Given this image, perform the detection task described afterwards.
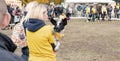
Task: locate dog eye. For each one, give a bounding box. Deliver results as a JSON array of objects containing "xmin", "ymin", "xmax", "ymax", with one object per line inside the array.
[{"xmin": 59, "ymin": 23, "xmax": 62, "ymax": 25}]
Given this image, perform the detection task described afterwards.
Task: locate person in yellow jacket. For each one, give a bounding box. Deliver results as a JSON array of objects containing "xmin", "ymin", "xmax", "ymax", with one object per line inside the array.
[
  {"xmin": 25, "ymin": 1, "xmax": 62, "ymax": 61},
  {"xmin": 91, "ymin": 7, "xmax": 96, "ymax": 14},
  {"xmin": 102, "ymin": 5, "xmax": 107, "ymax": 14},
  {"xmin": 101, "ymin": 5, "xmax": 107, "ymax": 20},
  {"xmin": 91, "ymin": 6, "xmax": 97, "ymax": 22},
  {"xmin": 86, "ymin": 5, "xmax": 90, "ymax": 22}
]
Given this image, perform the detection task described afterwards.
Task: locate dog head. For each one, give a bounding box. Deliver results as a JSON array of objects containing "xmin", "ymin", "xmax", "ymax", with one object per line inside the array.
[{"xmin": 49, "ymin": 17, "xmax": 67, "ymax": 32}]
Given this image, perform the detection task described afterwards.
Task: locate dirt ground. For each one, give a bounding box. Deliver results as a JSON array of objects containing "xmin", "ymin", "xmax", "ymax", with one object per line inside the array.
[{"xmin": 1, "ymin": 20, "xmax": 120, "ymax": 61}]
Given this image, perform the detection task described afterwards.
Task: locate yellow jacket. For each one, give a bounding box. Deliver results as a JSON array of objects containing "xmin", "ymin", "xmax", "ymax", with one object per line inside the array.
[
  {"xmin": 86, "ymin": 7, "xmax": 90, "ymax": 13},
  {"xmin": 27, "ymin": 25, "xmax": 56, "ymax": 61},
  {"xmin": 102, "ymin": 6, "xmax": 107, "ymax": 13},
  {"xmin": 26, "ymin": 18, "xmax": 57, "ymax": 61},
  {"xmin": 91, "ymin": 7, "xmax": 96, "ymax": 14}
]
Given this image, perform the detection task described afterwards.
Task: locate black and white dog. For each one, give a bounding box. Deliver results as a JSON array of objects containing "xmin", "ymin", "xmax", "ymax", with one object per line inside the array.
[{"xmin": 49, "ymin": 16, "xmax": 68, "ymax": 51}]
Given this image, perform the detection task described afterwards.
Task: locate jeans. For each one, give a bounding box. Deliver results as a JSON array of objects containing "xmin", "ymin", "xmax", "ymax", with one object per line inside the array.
[
  {"xmin": 86, "ymin": 13, "xmax": 90, "ymax": 22},
  {"xmin": 102, "ymin": 12, "xmax": 106, "ymax": 21},
  {"xmin": 108, "ymin": 12, "xmax": 112, "ymax": 20},
  {"xmin": 92, "ymin": 14, "xmax": 96, "ymax": 22}
]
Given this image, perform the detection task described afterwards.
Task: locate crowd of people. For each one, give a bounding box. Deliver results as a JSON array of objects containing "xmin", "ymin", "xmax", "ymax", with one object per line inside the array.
[
  {"xmin": 77, "ymin": 4, "xmax": 120, "ymax": 22},
  {"xmin": 3, "ymin": 2, "xmax": 120, "ymax": 28},
  {"xmin": 47, "ymin": 3, "xmax": 120, "ymax": 22}
]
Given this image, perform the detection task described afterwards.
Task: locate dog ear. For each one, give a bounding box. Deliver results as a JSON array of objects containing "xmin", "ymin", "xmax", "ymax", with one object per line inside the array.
[
  {"xmin": 48, "ymin": 15, "xmax": 57, "ymax": 25},
  {"xmin": 62, "ymin": 18, "xmax": 67, "ymax": 26},
  {"xmin": 49, "ymin": 18, "xmax": 57, "ymax": 25}
]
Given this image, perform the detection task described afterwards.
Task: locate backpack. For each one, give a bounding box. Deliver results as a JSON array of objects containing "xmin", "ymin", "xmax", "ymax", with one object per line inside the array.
[{"xmin": 11, "ymin": 18, "xmax": 27, "ymax": 48}]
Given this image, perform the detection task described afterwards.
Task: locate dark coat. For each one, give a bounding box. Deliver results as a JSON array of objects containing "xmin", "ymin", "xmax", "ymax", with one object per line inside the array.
[{"xmin": 0, "ymin": 33, "xmax": 24, "ymax": 61}]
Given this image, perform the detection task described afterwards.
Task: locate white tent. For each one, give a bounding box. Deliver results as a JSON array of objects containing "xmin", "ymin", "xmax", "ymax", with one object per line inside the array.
[{"xmin": 65, "ymin": 0, "xmax": 115, "ymax": 3}]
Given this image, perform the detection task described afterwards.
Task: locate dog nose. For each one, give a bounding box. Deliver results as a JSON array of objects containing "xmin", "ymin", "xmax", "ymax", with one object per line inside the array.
[
  {"xmin": 54, "ymin": 27, "xmax": 60, "ymax": 32},
  {"xmin": 54, "ymin": 27, "xmax": 58, "ymax": 31}
]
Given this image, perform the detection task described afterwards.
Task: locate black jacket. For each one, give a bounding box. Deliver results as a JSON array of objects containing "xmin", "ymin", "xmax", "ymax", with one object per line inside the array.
[{"xmin": 0, "ymin": 33, "xmax": 24, "ymax": 61}]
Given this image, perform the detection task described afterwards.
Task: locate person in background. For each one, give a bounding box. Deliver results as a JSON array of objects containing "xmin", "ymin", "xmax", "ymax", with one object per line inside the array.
[
  {"xmin": 7, "ymin": 4, "xmax": 14, "ymax": 24},
  {"xmin": 0, "ymin": 0, "xmax": 24, "ymax": 61},
  {"xmin": 107, "ymin": 5, "xmax": 112, "ymax": 21},
  {"xmin": 116, "ymin": 4, "xmax": 120, "ymax": 18},
  {"xmin": 114, "ymin": 6, "xmax": 119, "ymax": 18},
  {"xmin": 77, "ymin": 4, "xmax": 82, "ymax": 17},
  {"xmin": 91, "ymin": 5, "xmax": 97, "ymax": 22},
  {"xmin": 82, "ymin": 4, "xmax": 87, "ymax": 17},
  {"xmin": 101, "ymin": 5, "xmax": 107, "ymax": 21},
  {"xmin": 85, "ymin": 5, "xmax": 90, "ymax": 22},
  {"xmin": 66, "ymin": 5, "xmax": 72, "ymax": 17},
  {"xmin": 13, "ymin": 6, "xmax": 21, "ymax": 24},
  {"xmin": 11, "ymin": 3, "xmax": 30, "ymax": 61},
  {"xmin": 25, "ymin": 1, "xmax": 61, "ymax": 61},
  {"xmin": 96, "ymin": 4, "xmax": 102, "ymax": 21}
]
